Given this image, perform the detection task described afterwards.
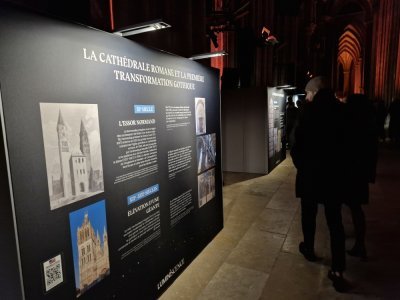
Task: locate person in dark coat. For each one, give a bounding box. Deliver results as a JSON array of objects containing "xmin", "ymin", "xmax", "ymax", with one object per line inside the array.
[
  {"xmin": 291, "ymin": 76, "xmax": 349, "ymax": 292},
  {"xmin": 374, "ymin": 99, "xmax": 387, "ymax": 142},
  {"xmin": 286, "ymin": 96, "xmax": 298, "ymax": 149},
  {"xmin": 388, "ymin": 98, "xmax": 400, "ymax": 144},
  {"xmin": 344, "ymin": 94, "xmax": 378, "ymax": 259}
]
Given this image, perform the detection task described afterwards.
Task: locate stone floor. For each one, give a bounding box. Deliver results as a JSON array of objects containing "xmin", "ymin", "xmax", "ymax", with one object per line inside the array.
[{"xmin": 160, "ymin": 144, "xmax": 400, "ymax": 300}]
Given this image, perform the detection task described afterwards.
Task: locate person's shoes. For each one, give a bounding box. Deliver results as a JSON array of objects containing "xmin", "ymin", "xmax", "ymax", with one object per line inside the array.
[
  {"xmin": 347, "ymin": 245, "xmax": 367, "ymax": 261},
  {"xmin": 299, "ymin": 242, "xmax": 318, "ymax": 262},
  {"xmin": 328, "ymin": 270, "xmax": 350, "ymax": 293}
]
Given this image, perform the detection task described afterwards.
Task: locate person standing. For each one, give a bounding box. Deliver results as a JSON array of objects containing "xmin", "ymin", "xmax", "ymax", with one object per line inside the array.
[
  {"xmin": 388, "ymin": 98, "xmax": 400, "ymax": 144},
  {"xmin": 374, "ymin": 99, "xmax": 387, "ymax": 142},
  {"xmin": 291, "ymin": 76, "xmax": 348, "ymax": 292},
  {"xmin": 344, "ymin": 94, "xmax": 378, "ymax": 260},
  {"xmin": 286, "ymin": 96, "xmax": 299, "ymax": 149}
]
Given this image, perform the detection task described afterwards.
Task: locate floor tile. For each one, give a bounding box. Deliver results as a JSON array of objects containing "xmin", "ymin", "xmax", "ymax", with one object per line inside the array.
[
  {"xmin": 226, "ymin": 223, "xmax": 285, "ymax": 273},
  {"xmin": 254, "ymin": 208, "xmax": 296, "ymax": 235},
  {"xmin": 198, "ymin": 263, "xmax": 269, "ymax": 300},
  {"xmin": 161, "ymin": 146, "xmax": 400, "ymax": 300}
]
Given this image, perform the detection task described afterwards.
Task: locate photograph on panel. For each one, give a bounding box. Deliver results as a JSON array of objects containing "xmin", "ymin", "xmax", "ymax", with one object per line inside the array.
[
  {"xmin": 196, "ymin": 133, "xmax": 216, "ymax": 173},
  {"xmin": 197, "ymin": 168, "xmax": 216, "ymax": 208},
  {"xmin": 195, "ymin": 97, "xmax": 206, "ymax": 135},
  {"xmin": 40, "ymin": 103, "xmax": 104, "ymax": 210},
  {"xmin": 69, "ymin": 200, "xmax": 110, "ymax": 298}
]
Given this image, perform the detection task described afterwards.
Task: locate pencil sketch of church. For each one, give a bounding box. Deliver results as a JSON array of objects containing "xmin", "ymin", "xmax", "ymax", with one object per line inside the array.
[{"xmin": 40, "ymin": 103, "xmax": 104, "ymax": 210}]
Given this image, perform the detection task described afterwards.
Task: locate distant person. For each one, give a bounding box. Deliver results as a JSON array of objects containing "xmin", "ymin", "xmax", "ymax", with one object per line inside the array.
[
  {"xmin": 344, "ymin": 94, "xmax": 378, "ymax": 260},
  {"xmin": 288, "ymin": 98, "xmax": 305, "ymax": 148},
  {"xmin": 296, "ymin": 98, "xmax": 305, "ymax": 112},
  {"xmin": 286, "ymin": 96, "xmax": 298, "ymax": 149},
  {"xmin": 388, "ymin": 98, "xmax": 400, "ymax": 144},
  {"xmin": 291, "ymin": 76, "xmax": 349, "ymax": 292}
]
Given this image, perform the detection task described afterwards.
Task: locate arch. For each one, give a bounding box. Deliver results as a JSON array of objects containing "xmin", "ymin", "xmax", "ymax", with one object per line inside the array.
[
  {"xmin": 323, "ymin": 1, "xmax": 371, "ymax": 96},
  {"xmin": 337, "ymin": 22, "xmax": 364, "ymax": 96},
  {"xmin": 338, "ymin": 26, "xmax": 362, "ymax": 58},
  {"xmin": 338, "ymin": 51, "xmax": 353, "ymax": 70}
]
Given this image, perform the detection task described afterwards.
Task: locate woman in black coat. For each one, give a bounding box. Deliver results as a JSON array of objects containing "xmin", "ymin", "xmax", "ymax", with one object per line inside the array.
[{"xmin": 344, "ymin": 94, "xmax": 378, "ymax": 259}]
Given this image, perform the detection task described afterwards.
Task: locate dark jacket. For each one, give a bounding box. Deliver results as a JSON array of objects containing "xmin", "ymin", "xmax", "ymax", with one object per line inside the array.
[
  {"xmin": 290, "ymin": 89, "xmax": 347, "ymax": 202},
  {"xmin": 343, "ymin": 94, "xmax": 378, "ymax": 204}
]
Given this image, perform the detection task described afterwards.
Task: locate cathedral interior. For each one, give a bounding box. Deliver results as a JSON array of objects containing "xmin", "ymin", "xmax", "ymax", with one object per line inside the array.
[
  {"xmin": 6, "ymin": 0, "xmax": 400, "ymax": 105},
  {"xmin": 2, "ymin": 0, "xmax": 400, "ymax": 298}
]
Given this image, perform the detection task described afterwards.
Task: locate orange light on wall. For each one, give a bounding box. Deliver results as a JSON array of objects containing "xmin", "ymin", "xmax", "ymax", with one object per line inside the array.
[
  {"xmin": 373, "ymin": 0, "xmax": 395, "ymax": 103},
  {"xmin": 396, "ymin": 32, "xmax": 400, "ymax": 97},
  {"xmin": 109, "ymin": 0, "xmax": 115, "ymax": 31},
  {"xmin": 210, "ymin": 31, "xmax": 224, "ymax": 77},
  {"xmin": 337, "ymin": 24, "xmax": 363, "ymax": 96},
  {"xmin": 210, "ymin": 0, "xmax": 225, "ymax": 80}
]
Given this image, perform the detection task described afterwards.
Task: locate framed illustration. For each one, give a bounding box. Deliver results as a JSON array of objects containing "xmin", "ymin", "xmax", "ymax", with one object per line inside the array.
[{"xmin": 40, "ymin": 103, "xmax": 104, "ymax": 210}]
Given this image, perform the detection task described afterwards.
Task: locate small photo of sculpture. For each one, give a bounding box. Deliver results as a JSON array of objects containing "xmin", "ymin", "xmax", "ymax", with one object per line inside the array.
[
  {"xmin": 69, "ymin": 200, "xmax": 110, "ymax": 298},
  {"xmin": 196, "ymin": 133, "xmax": 216, "ymax": 174},
  {"xmin": 198, "ymin": 168, "xmax": 216, "ymax": 208},
  {"xmin": 40, "ymin": 103, "xmax": 104, "ymax": 210},
  {"xmin": 195, "ymin": 97, "xmax": 206, "ymax": 135}
]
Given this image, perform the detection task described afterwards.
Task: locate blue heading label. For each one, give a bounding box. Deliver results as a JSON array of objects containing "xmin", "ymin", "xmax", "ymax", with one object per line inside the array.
[
  {"xmin": 128, "ymin": 184, "xmax": 159, "ymax": 205},
  {"xmin": 134, "ymin": 105, "xmax": 155, "ymax": 114}
]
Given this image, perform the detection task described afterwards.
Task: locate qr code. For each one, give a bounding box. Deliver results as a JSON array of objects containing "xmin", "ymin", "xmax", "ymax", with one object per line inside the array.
[{"xmin": 43, "ymin": 255, "xmax": 63, "ymax": 292}]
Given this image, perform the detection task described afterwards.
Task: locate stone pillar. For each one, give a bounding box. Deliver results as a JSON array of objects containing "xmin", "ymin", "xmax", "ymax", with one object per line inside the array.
[
  {"xmin": 354, "ymin": 58, "xmax": 363, "ymax": 93},
  {"xmin": 343, "ymin": 70, "xmax": 350, "ymax": 97}
]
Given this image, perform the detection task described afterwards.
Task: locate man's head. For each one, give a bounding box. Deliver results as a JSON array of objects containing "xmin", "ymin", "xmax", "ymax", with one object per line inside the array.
[{"xmin": 305, "ymin": 76, "xmax": 329, "ymax": 102}]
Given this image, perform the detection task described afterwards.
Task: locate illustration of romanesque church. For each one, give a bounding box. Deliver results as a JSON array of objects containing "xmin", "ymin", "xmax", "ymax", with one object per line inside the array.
[
  {"xmin": 76, "ymin": 212, "xmax": 110, "ymax": 296},
  {"xmin": 51, "ymin": 110, "xmax": 103, "ymax": 202}
]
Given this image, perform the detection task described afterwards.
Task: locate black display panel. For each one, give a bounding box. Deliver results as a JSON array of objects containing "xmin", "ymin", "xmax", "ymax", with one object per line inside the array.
[
  {"xmin": 267, "ymin": 87, "xmax": 287, "ymax": 172},
  {"xmin": 0, "ymin": 4, "xmax": 223, "ymax": 299}
]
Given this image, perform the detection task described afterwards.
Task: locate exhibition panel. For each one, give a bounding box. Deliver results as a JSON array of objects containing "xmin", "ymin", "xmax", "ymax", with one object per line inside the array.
[
  {"xmin": 267, "ymin": 87, "xmax": 287, "ymax": 173},
  {"xmin": 221, "ymin": 88, "xmax": 269, "ymax": 174},
  {"xmin": 0, "ymin": 3, "xmax": 223, "ymax": 299},
  {"xmin": 221, "ymin": 87, "xmax": 288, "ymax": 175}
]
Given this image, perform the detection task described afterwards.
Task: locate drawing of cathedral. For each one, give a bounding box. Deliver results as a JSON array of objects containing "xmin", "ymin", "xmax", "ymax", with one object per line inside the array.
[
  {"xmin": 76, "ymin": 212, "xmax": 110, "ymax": 296},
  {"xmin": 50, "ymin": 108, "xmax": 104, "ymax": 209}
]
